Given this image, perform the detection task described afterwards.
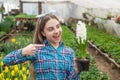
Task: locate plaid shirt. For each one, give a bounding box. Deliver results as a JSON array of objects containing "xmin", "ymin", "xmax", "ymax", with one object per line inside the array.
[{"xmin": 3, "ymin": 40, "xmax": 80, "ymax": 80}]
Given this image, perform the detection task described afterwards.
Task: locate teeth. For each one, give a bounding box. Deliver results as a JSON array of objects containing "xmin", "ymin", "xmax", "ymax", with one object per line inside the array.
[
  {"xmin": 54, "ymin": 36, "xmax": 59, "ymax": 37},
  {"xmin": 55, "ymin": 36, "xmax": 58, "ymax": 38}
]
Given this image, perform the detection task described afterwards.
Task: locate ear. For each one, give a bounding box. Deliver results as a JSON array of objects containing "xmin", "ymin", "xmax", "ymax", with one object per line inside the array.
[{"xmin": 41, "ymin": 31, "xmax": 45, "ymax": 37}]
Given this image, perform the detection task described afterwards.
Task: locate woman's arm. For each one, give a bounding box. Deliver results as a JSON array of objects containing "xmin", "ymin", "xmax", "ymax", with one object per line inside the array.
[
  {"xmin": 3, "ymin": 44, "xmax": 45, "ymax": 66},
  {"xmin": 3, "ymin": 49, "xmax": 36, "ymax": 66},
  {"xmin": 67, "ymin": 48, "xmax": 80, "ymax": 80}
]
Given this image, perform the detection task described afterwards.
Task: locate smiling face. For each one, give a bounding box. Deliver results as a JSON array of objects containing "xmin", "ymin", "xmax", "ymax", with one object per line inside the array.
[{"xmin": 42, "ymin": 18, "xmax": 62, "ymax": 48}]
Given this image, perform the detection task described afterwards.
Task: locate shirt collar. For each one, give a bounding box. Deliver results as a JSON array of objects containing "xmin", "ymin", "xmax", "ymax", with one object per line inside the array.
[{"xmin": 43, "ymin": 40, "xmax": 64, "ymax": 48}]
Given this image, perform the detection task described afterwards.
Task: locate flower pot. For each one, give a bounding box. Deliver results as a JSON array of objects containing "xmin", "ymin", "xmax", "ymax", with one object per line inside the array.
[{"xmin": 75, "ymin": 58, "xmax": 90, "ymax": 72}]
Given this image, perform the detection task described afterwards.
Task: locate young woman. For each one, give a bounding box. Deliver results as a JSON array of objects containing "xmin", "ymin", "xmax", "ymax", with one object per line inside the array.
[{"xmin": 3, "ymin": 14, "xmax": 80, "ymax": 80}]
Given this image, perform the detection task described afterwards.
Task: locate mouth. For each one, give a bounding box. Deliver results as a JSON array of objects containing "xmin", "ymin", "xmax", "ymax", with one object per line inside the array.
[
  {"xmin": 53, "ymin": 35, "xmax": 61, "ymax": 40},
  {"xmin": 53, "ymin": 31, "xmax": 62, "ymax": 41}
]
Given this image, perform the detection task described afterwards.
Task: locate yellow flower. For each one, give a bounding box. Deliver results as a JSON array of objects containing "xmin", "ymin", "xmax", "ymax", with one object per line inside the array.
[
  {"xmin": 26, "ymin": 70, "xmax": 29, "ymax": 74},
  {"xmin": 0, "ymin": 61, "xmax": 4, "ymax": 66},
  {"xmin": 19, "ymin": 70, "xmax": 23, "ymax": 75},
  {"xmin": 4, "ymin": 66, "xmax": 9, "ymax": 73},
  {"xmin": 15, "ymin": 42, "xmax": 19, "ymax": 44},
  {"xmin": 6, "ymin": 78, "xmax": 10, "ymax": 80},
  {"xmin": 11, "ymin": 70, "xmax": 15, "ymax": 77},
  {"xmin": 22, "ymin": 67, "xmax": 26, "ymax": 72},
  {"xmin": 22, "ymin": 74, "xmax": 27, "ymax": 80},
  {"xmin": 14, "ymin": 78, "xmax": 18, "ymax": 80},
  {"xmin": 14, "ymin": 65, "xmax": 19, "ymax": 72},
  {"xmin": 10, "ymin": 65, "xmax": 14, "ymax": 69},
  {"xmin": 0, "ymin": 74, "xmax": 2, "ymax": 79},
  {"xmin": 11, "ymin": 38, "xmax": 16, "ymax": 43},
  {"xmin": 0, "ymin": 73, "xmax": 4, "ymax": 78}
]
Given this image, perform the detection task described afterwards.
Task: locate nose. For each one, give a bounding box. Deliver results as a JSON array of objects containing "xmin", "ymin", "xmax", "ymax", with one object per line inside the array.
[{"xmin": 54, "ymin": 28, "xmax": 59, "ymax": 34}]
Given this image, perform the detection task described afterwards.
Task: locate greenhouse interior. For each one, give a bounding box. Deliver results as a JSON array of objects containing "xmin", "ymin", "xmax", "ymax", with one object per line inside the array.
[{"xmin": 0, "ymin": 0, "xmax": 120, "ymax": 80}]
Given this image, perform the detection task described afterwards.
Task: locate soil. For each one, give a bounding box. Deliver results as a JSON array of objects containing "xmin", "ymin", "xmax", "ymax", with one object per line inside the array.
[{"xmin": 87, "ymin": 45, "xmax": 120, "ymax": 80}]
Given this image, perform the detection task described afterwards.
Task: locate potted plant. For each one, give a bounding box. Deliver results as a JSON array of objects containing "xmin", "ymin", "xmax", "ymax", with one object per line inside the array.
[{"xmin": 74, "ymin": 21, "xmax": 90, "ymax": 73}]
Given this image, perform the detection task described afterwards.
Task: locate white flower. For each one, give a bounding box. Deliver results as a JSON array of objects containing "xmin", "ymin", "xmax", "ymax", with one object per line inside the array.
[{"xmin": 76, "ymin": 21, "xmax": 87, "ymax": 43}]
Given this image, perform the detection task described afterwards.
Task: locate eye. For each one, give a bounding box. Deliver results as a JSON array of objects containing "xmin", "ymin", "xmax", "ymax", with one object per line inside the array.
[
  {"xmin": 47, "ymin": 27, "xmax": 54, "ymax": 31},
  {"xmin": 56, "ymin": 24, "xmax": 61, "ymax": 29}
]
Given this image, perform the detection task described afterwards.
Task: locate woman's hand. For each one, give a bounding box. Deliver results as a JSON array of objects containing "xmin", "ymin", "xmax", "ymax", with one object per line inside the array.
[
  {"xmin": 22, "ymin": 44, "xmax": 45, "ymax": 56},
  {"xmin": 74, "ymin": 58, "xmax": 79, "ymax": 73}
]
